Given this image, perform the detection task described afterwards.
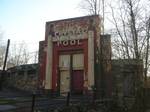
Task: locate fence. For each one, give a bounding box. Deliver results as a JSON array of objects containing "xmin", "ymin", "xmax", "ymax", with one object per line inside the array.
[{"xmin": 0, "ymin": 91, "xmax": 114, "ymax": 112}]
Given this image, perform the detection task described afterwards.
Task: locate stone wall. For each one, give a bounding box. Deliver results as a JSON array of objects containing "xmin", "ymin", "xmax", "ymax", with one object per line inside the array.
[
  {"xmin": 6, "ymin": 64, "xmax": 39, "ymax": 93},
  {"xmin": 112, "ymin": 59, "xmax": 143, "ymax": 108}
]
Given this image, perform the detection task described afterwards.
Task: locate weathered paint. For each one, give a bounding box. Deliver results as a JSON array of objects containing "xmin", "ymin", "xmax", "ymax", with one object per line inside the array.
[
  {"xmin": 52, "ymin": 40, "xmax": 88, "ymax": 92},
  {"xmin": 72, "ymin": 54, "xmax": 84, "ymax": 70},
  {"xmin": 60, "ymin": 70, "xmax": 70, "ymax": 94},
  {"xmin": 45, "ymin": 35, "xmax": 53, "ymax": 90},
  {"xmin": 39, "ymin": 41, "xmax": 46, "ymax": 88},
  {"xmin": 88, "ymin": 31, "xmax": 95, "ymax": 90},
  {"xmin": 72, "ymin": 70, "xmax": 84, "ymax": 93},
  {"xmin": 39, "ymin": 15, "xmax": 106, "ymax": 95}
]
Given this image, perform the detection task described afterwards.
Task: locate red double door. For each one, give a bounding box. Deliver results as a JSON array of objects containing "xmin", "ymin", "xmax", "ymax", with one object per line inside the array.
[
  {"xmin": 59, "ymin": 53, "xmax": 84, "ymax": 94},
  {"xmin": 72, "ymin": 70, "xmax": 84, "ymax": 94}
]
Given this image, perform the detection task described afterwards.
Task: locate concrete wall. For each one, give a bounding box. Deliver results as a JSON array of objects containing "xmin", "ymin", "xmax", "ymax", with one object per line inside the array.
[
  {"xmin": 6, "ymin": 64, "xmax": 38, "ymax": 93},
  {"xmin": 95, "ymin": 35, "xmax": 112, "ymax": 99},
  {"xmin": 112, "ymin": 59, "xmax": 143, "ymax": 107}
]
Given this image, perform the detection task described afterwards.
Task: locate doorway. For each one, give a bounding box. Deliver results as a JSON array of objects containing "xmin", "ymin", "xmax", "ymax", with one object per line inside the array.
[{"xmin": 59, "ymin": 53, "xmax": 84, "ymax": 95}]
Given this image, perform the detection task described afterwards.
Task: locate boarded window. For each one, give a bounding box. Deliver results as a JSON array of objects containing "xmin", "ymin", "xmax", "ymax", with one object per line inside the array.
[
  {"xmin": 60, "ymin": 70, "xmax": 70, "ymax": 94},
  {"xmin": 59, "ymin": 55, "xmax": 70, "ymax": 70},
  {"xmin": 72, "ymin": 53, "xmax": 84, "ymax": 70}
]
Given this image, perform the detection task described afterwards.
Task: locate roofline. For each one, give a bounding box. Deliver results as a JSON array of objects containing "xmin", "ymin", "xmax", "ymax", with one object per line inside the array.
[{"xmin": 46, "ymin": 15, "xmax": 100, "ymax": 24}]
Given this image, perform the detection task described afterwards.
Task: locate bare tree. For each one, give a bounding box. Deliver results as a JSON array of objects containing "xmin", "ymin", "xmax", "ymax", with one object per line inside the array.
[
  {"xmin": 79, "ymin": 0, "xmax": 150, "ymax": 110},
  {"xmin": 0, "ymin": 30, "xmax": 6, "ymax": 69},
  {"xmin": 110, "ymin": 0, "xmax": 150, "ymax": 81},
  {"xmin": 7, "ymin": 41, "xmax": 31, "ymax": 67},
  {"xmin": 79, "ymin": 0, "xmax": 101, "ymax": 15},
  {"xmin": 105, "ymin": 1, "xmax": 150, "ymax": 111},
  {"xmin": 27, "ymin": 51, "xmax": 38, "ymax": 64},
  {"xmin": 0, "ymin": 46, "xmax": 6, "ymax": 69},
  {"xmin": 109, "ymin": 1, "xmax": 150, "ymax": 110},
  {"xmin": 33, "ymin": 51, "xmax": 38, "ymax": 63},
  {"xmin": 79, "ymin": 0, "xmax": 150, "ymax": 81},
  {"xmin": 79, "ymin": 0, "xmax": 106, "ymax": 33}
]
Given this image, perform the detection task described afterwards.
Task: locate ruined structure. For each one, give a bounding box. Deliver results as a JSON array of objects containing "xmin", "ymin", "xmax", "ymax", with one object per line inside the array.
[
  {"xmin": 2, "ymin": 15, "xmax": 144, "ymax": 110},
  {"xmin": 6, "ymin": 64, "xmax": 38, "ymax": 92},
  {"xmin": 39, "ymin": 15, "xmax": 112, "ymax": 97},
  {"xmin": 112, "ymin": 59, "xmax": 143, "ymax": 108},
  {"xmin": 38, "ymin": 15, "xmax": 144, "ymax": 110}
]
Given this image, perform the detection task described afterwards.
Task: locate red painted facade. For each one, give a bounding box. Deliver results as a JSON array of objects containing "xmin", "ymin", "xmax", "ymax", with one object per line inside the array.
[
  {"xmin": 39, "ymin": 41, "xmax": 47, "ymax": 88},
  {"xmin": 52, "ymin": 39, "xmax": 88, "ymax": 92},
  {"xmin": 39, "ymin": 15, "xmax": 112, "ymax": 97}
]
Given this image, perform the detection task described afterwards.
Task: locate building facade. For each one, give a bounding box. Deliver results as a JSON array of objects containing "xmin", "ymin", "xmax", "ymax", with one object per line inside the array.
[{"xmin": 39, "ymin": 15, "xmax": 112, "ymax": 96}]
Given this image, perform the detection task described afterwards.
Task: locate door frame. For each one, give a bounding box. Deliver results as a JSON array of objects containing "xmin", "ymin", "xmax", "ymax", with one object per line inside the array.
[{"xmin": 58, "ymin": 50, "xmax": 84, "ymax": 95}]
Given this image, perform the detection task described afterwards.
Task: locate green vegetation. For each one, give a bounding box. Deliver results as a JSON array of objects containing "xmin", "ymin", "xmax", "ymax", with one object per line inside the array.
[{"xmin": 0, "ymin": 98, "xmax": 16, "ymax": 105}]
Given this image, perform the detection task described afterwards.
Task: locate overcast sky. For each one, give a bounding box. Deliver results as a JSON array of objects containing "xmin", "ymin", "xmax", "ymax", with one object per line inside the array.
[{"xmin": 0, "ymin": 0, "xmax": 84, "ymax": 50}]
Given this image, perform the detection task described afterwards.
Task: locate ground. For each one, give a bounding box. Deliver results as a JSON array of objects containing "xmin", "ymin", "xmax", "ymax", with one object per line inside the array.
[
  {"xmin": 0, "ymin": 88, "xmax": 94, "ymax": 112},
  {"xmin": 0, "ymin": 88, "xmax": 150, "ymax": 112}
]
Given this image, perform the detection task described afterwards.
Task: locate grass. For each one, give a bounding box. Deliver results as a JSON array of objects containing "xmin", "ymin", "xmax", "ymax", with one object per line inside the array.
[
  {"xmin": 0, "ymin": 95, "xmax": 48, "ymax": 105},
  {"xmin": 0, "ymin": 98, "xmax": 16, "ymax": 105}
]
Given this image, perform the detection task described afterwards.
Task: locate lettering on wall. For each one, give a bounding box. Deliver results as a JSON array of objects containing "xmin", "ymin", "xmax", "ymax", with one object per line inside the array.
[
  {"xmin": 48, "ymin": 22, "xmax": 88, "ymax": 39},
  {"xmin": 47, "ymin": 20, "xmax": 91, "ymax": 46},
  {"xmin": 57, "ymin": 39, "xmax": 82, "ymax": 46}
]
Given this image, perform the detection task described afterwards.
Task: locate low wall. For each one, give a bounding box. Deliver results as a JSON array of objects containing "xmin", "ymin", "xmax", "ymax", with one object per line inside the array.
[{"xmin": 6, "ymin": 64, "xmax": 39, "ymax": 93}]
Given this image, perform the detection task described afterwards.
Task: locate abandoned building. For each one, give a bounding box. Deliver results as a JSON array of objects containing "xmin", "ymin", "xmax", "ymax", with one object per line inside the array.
[
  {"xmin": 6, "ymin": 63, "xmax": 38, "ymax": 92},
  {"xmin": 38, "ymin": 15, "xmax": 144, "ymax": 105},
  {"xmin": 0, "ymin": 15, "xmax": 144, "ymax": 109},
  {"xmin": 2, "ymin": 15, "xmax": 143, "ymax": 103},
  {"xmin": 39, "ymin": 15, "xmax": 111, "ymax": 97}
]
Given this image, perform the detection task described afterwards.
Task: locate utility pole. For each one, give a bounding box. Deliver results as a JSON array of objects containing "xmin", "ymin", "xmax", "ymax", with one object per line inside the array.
[
  {"xmin": 0, "ymin": 39, "xmax": 10, "ymax": 90},
  {"xmin": 3, "ymin": 39, "xmax": 10, "ymax": 71}
]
